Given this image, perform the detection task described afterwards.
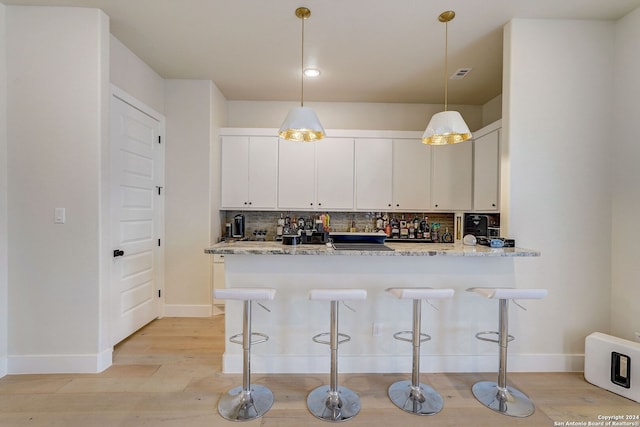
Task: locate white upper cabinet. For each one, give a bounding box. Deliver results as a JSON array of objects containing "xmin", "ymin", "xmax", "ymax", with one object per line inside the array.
[
  {"xmin": 392, "ymin": 139, "xmax": 431, "ymax": 211},
  {"xmin": 278, "ymin": 139, "xmax": 316, "ymax": 209},
  {"xmin": 431, "ymin": 142, "xmax": 472, "ymax": 211},
  {"xmin": 473, "ymin": 128, "xmax": 500, "ymax": 211},
  {"xmin": 278, "ymin": 138, "xmax": 355, "ymax": 210},
  {"xmin": 316, "ymin": 138, "xmax": 354, "ymax": 210},
  {"xmin": 220, "ymin": 136, "xmax": 278, "ymax": 209},
  {"xmin": 355, "ymin": 138, "xmax": 393, "ymax": 210}
]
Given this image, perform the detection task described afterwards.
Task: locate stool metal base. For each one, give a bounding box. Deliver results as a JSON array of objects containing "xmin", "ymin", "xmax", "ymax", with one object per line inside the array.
[
  {"xmin": 471, "ymin": 381, "xmax": 534, "ymax": 418},
  {"xmin": 307, "ymin": 385, "xmax": 361, "ymax": 422},
  {"xmin": 218, "ymin": 385, "xmax": 274, "ymax": 422},
  {"xmin": 388, "ymin": 380, "xmax": 443, "ymax": 416}
]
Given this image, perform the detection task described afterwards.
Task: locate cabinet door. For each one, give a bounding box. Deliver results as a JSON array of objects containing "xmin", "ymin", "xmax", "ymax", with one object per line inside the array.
[
  {"xmin": 431, "ymin": 142, "xmax": 472, "ymax": 211},
  {"xmin": 355, "ymin": 139, "xmax": 393, "ymax": 210},
  {"xmin": 473, "ymin": 130, "xmax": 500, "ymax": 211},
  {"xmin": 247, "ymin": 136, "xmax": 278, "ymax": 209},
  {"xmin": 316, "ymin": 138, "xmax": 354, "ymax": 210},
  {"xmin": 392, "ymin": 139, "xmax": 431, "ymax": 211},
  {"xmin": 220, "ymin": 136, "xmax": 249, "ymax": 208},
  {"xmin": 278, "ymin": 139, "xmax": 316, "ymax": 209}
]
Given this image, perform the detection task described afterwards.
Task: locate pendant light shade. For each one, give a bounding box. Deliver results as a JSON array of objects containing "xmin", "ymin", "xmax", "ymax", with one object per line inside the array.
[
  {"xmin": 279, "ymin": 7, "xmax": 325, "ymax": 142},
  {"xmin": 422, "ymin": 111, "xmax": 472, "ymax": 145},
  {"xmin": 279, "ymin": 106, "xmax": 326, "ymax": 142},
  {"xmin": 422, "ymin": 11, "xmax": 472, "ymax": 145}
]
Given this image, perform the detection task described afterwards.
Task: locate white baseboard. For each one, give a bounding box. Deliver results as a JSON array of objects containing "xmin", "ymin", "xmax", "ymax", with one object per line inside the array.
[
  {"xmin": 0, "ymin": 356, "xmax": 7, "ymax": 378},
  {"xmin": 163, "ymin": 304, "xmax": 212, "ymax": 317},
  {"xmin": 8, "ymin": 347, "xmax": 112, "ymax": 375},
  {"xmin": 222, "ymin": 353, "xmax": 585, "ymax": 374}
]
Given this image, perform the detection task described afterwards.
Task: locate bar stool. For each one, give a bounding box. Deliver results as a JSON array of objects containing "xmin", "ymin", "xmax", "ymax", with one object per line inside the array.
[
  {"xmin": 307, "ymin": 288, "xmax": 367, "ymax": 422},
  {"xmin": 386, "ymin": 287, "xmax": 455, "ymax": 415},
  {"xmin": 467, "ymin": 287, "xmax": 548, "ymax": 417},
  {"xmin": 214, "ymin": 288, "xmax": 276, "ymax": 421}
]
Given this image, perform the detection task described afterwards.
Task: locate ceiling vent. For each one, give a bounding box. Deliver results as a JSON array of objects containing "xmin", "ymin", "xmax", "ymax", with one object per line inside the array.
[{"xmin": 450, "ymin": 68, "xmax": 472, "ymax": 80}]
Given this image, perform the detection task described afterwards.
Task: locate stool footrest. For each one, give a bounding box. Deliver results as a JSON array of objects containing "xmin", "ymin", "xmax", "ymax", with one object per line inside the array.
[
  {"xmin": 475, "ymin": 331, "xmax": 514, "ymax": 344},
  {"xmin": 312, "ymin": 332, "xmax": 351, "ymax": 346},
  {"xmin": 229, "ymin": 332, "xmax": 269, "ymax": 346},
  {"xmin": 393, "ymin": 331, "xmax": 431, "ymax": 343}
]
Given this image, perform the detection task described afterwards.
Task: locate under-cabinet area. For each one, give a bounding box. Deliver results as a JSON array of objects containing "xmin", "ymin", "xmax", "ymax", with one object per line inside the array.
[{"xmin": 219, "ymin": 120, "xmax": 502, "ymax": 214}]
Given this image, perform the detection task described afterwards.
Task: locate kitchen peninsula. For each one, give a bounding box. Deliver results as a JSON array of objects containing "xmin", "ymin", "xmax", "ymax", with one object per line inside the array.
[{"xmin": 205, "ymin": 241, "xmax": 541, "ymax": 374}]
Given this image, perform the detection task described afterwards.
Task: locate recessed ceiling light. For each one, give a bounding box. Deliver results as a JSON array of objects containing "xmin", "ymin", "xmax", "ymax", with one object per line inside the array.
[{"xmin": 304, "ymin": 68, "xmax": 320, "ymax": 77}]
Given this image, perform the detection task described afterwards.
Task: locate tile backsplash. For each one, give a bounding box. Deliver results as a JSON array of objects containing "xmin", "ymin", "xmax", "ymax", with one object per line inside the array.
[{"xmin": 222, "ymin": 210, "xmax": 455, "ymax": 242}]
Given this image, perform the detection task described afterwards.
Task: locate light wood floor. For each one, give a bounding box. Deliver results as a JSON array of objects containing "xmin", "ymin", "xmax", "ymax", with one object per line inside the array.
[{"xmin": 0, "ymin": 315, "xmax": 638, "ymax": 426}]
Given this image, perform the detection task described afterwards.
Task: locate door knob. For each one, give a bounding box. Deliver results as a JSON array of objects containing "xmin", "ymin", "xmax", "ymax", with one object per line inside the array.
[{"xmin": 113, "ymin": 249, "xmax": 124, "ymax": 258}]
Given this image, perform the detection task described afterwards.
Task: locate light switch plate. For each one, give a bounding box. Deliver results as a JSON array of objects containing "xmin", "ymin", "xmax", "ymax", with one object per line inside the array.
[{"xmin": 54, "ymin": 207, "xmax": 65, "ymax": 224}]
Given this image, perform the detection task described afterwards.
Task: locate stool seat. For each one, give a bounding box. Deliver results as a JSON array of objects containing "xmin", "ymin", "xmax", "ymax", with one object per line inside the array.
[
  {"xmin": 214, "ymin": 288, "xmax": 276, "ymax": 301},
  {"xmin": 387, "ymin": 287, "xmax": 455, "ymax": 300},
  {"xmin": 467, "ymin": 287, "xmax": 547, "ymax": 300},
  {"xmin": 309, "ymin": 288, "xmax": 367, "ymax": 301}
]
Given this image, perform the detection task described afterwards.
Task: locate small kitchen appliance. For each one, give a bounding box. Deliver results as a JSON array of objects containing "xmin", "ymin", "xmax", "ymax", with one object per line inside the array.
[{"xmin": 232, "ymin": 214, "xmax": 245, "ymax": 238}]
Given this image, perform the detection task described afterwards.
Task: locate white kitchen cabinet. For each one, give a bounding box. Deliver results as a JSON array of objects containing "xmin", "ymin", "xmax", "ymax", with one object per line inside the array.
[
  {"xmin": 473, "ymin": 128, "xmax": 500, "ymax": 211},
  {"xmin": 392, "ymin": 139, "xmax": 431, "ymax": 211},
  {"xmin": 316, "ymin": 138, "xmax": 354, "ymax": 210},
  {"xmin": 355, "ymin": 138, "xmax": 393, "ymax": 210},
  {"xmin": 220, "ymin": 136, "xmax": 278, "ymax": 209},
  {"xmin": 431, "ymin": 141, "xmax": 472, "ymax": 211},
  {"xmin": 278, "ymin": 138, "xmax": 354, "ymax": 210},
  {"xmin": 278, "ymin": 139, "xmax": 316, "ymax": 209},
  {"xmin": 212, "ymin": 254, "xmax": 225, "ymax": 306}
]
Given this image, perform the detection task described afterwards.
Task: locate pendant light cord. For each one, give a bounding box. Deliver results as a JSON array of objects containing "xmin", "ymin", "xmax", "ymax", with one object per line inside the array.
[
  {"xmin": 444, "ymin": 20, "xmax": 448, "ymax": 112},
  {"xmin": 300, "ymin": 15, "xmax": 305, "ymax": 107}
]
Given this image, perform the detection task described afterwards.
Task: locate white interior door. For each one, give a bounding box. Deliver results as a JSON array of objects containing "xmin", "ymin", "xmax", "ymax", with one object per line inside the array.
[{"xmin": 110, "ymin": 90, "xmax": 164, "ymax": 345}]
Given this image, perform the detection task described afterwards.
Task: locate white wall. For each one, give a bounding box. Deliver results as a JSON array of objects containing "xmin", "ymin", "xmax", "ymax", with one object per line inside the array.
[
  {"xmin": 110, "ymin": 35, "xmax": 165, "ymax": 115},
  {"xmin": 482, "ymin": 94, "xmax": 502, "ymax": 127},
  {"xmin": 0, "ymin": 3, "xmax": 7, "ymax": 378},
  {"xmin": 611, "ymin": 7, "xmax": 640, "ymax": 341},
  {"xmin": 228, "ymin": 100, "xmax": 483, "ymax": 133},
  {"xmin": 504, "ymin": 19, "xmax": 614, "ymax": 357},
  {"xmin": 209, "ymin": 82, "xmax": 227, "ymax": 244},
  {"xmin": 6, "ymin": 6, "xmax": 111, "ymax": 373},
  {"xmin": 164, "ymin": 80, "xmax": 217, "ymax": 316}
]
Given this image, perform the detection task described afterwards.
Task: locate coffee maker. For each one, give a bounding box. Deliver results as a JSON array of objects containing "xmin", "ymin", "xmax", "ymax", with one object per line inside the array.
[{"xmin": 232, "ymin": 214, "xmax": 245, "ymax": 238}]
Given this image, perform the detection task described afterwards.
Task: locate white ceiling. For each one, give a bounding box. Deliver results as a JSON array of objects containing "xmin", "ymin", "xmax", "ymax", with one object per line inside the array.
[{"xmin": 3, "ymin": 0, "xmax": 640, "ymax": 105}]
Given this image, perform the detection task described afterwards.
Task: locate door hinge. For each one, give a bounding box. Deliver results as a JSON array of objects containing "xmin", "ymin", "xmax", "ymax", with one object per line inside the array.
[
  {"xmin": 158, "ymin": 239, "xmax": 161, "ymax": 247},
  {"xmin": 158, "ymin": 289, "xmax": 161, "ymax": 298}
]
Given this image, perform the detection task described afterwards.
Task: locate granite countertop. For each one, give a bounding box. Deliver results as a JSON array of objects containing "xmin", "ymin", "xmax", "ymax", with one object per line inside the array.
[{"xmin": 204, "ymin": 241, "xmax": 540, "ymax": 257}]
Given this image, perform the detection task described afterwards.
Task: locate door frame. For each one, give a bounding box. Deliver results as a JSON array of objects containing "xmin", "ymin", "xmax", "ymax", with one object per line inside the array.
[{"xmin": 109, "ymin": 85, "xmax": 166, "ymax": 345}]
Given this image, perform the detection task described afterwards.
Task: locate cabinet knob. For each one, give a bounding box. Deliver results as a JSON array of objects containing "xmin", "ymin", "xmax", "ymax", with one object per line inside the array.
[
  {"xmin": 310, "ymin": 202, "xmax": 314, "ymax": 206},
  {"xmin": 248, "ymin": 201, "xmax": 252, "ymax": 205},
  {"xmin": 492, "ymin": 203, "xmax": 496, "ymax": 207},
  {"xmin": 243, "ymin": 201, "xmax": 248, "ymax": 205},
  {"xmin": 396, "ymin": 204, "xmax": 400, "ymax": 207},
  {"xmin": 388, "ymin": 203, "xmax": 392, "ymax": 207},
  {"xmin": 318, "ymin": 203, "xmax": 322, "ymax": 206},
  {"xmin": 434, "ymin": 204, "xmax": 439, "ymax": 208}
]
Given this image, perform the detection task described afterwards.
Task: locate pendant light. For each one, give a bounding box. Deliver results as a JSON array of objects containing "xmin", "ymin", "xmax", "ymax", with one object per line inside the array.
[
  {"xmin": 422, "ymin": 11, "xmax": 472, "ymax": 145},
  {"xmin": 279, "ymin": 7, "xmax": 326, "ymax": 142}
]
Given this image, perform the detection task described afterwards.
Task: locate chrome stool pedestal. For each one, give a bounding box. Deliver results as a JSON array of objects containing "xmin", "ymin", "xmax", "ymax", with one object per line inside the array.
[
  {"xmin": 386, "ymin": 287, "xmax": 454, "ymax": 416},
  {"xmin": 307, "ymin": 288, "xmax": 367, "ymax": 422},
  {"xmin": 214, "ymin": 288, "xmax": 276, "ymax": 422},
  {"xmin": 468, "ymin": 287, "xmax": 548, "ymax": 418}
]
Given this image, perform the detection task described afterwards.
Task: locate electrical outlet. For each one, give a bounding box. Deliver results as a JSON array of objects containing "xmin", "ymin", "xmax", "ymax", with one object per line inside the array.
[
  {"xmin": 634, "ymin": 332, "xmax": 640, "ymax": 343},
  {"xmin": 372, "ymin": 322, "xmax": 383, "ymax": 336}
]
